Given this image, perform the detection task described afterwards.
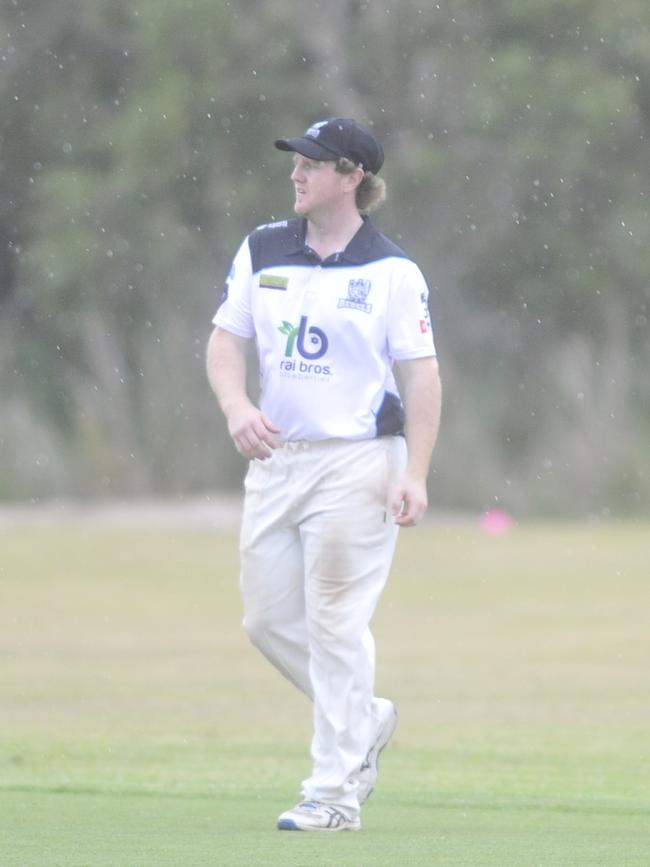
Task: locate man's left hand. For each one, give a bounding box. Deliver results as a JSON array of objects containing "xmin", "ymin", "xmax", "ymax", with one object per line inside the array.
[{"xmin": 391, "ymin": 475, "xmax": 428, "ymax": 527}]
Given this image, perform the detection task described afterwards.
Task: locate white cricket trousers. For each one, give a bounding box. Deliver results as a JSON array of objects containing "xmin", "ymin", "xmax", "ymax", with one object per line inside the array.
[{"xmin": 239, "ymin": 436, "xmax": 406, "ymax": 817}]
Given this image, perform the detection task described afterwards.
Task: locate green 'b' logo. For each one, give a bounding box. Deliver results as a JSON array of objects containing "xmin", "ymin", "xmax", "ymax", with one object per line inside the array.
[{"xmin": 278, "ymin": 316, "xmax": 328, "ymax": 360}]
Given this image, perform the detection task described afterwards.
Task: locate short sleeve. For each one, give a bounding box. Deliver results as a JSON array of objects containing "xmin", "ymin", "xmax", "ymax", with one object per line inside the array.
[
  {"xmin": 212, "ymin": 236, "xmax": 255, "ymax": 338},
  {"xmin": 386, "ymin": 261, "xmax": 437, "ymax": 360}
]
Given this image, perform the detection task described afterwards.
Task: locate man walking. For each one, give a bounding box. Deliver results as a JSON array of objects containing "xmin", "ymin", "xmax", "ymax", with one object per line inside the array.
[{"xmin": 206, "ymin": 118, "xmax": 441, "ymax": 831}]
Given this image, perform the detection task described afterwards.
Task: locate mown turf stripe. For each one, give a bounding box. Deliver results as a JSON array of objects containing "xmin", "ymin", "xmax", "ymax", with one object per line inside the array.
[{"xmin": 1, "ymin": 784, "xmax": 648, "ymax": 817}]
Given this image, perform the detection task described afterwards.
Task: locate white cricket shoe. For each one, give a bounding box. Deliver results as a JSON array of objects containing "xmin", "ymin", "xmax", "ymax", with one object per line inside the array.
[
  {"xmin": 356, "ymin": 697, "xmax": 398, "ymax": 804},
  {"xmin": 277, "ymin": 800, "xmax": 361, "ymax": 832}
]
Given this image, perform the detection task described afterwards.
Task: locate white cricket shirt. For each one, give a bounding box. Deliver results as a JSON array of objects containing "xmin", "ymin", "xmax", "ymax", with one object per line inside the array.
[{"xmin": 213, "ymin": 217, "xmax": 436, "ymax": 441}]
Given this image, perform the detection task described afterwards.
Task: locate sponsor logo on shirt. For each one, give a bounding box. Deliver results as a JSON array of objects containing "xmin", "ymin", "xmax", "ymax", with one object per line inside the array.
[
  {"xmin": 277, "ymin": 316, "xmax": 332, "ymax": 379},
  {"xmin": 419, "ymin": 291, "xmax": 431, "ymax": 332},
  {"xmin": 260, "ymin": 273, "xmax": 289, "ymax": 291},
  {"xmin": 338, "ymin": 278, "xmax": 372, "ymax": 314},
  {"xmin": 257, "ymin": 220, "xmax": 288, "ymax": 230},
  {"xmin": 219, "ymin": 261, "xmax": 236, "ymax": 306}
]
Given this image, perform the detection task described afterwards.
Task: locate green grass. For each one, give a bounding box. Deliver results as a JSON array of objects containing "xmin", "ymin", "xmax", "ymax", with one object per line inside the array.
[{"xmin": 1, "ymin": 521, "xmax": 649, "ymax": 865}]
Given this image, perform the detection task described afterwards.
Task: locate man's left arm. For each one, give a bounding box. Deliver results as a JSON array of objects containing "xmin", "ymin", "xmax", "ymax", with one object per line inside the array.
[{"xmin": 391, "ymin": 356, "xmax": 442, "ymax": 527}]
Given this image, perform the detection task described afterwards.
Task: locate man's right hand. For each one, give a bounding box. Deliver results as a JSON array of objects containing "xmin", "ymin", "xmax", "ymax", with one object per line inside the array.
[
  {"xmin": 205, "ymin": 328, "xmax": 282, "ymax": 460},
  {"xmin": 227, "ymin": 403, "xmax": 281, "ymax": 460}
]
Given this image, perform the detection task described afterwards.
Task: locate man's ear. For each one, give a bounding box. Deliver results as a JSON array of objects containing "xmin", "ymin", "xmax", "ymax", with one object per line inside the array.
[{"xmin": 341, "ymin": 167, "xmax": 364, "ymax": 193}]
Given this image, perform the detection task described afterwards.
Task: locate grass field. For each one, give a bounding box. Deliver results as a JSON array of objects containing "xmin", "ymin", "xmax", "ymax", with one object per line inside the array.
[{"xmin": 1, "ymin": 518, "xmax": 649, "ymax": 866}]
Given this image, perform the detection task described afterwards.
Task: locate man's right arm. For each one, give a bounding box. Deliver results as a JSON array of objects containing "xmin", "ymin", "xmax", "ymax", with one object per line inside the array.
[{"xmin": 206, "ymin": 326, "xmax": 280, "ymax": 461}]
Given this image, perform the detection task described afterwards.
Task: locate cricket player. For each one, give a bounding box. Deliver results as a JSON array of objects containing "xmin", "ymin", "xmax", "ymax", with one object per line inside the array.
[{"xmin": 206, "ymin": 117, "xmax": 441, "ymax": 831}]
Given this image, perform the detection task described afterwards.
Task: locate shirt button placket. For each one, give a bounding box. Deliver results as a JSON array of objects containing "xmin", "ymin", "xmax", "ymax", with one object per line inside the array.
[{"xmin": 305, "ymin": 264, "xmax": 321, "ymax": 301}]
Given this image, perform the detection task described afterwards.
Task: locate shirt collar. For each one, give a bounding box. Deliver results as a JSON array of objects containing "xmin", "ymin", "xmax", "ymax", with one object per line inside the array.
[
  {"xmin": 286, "ymin": 217, "xmax": 377, "ymax": 265},
  {"xmin": 339, "ymin": 217, "xmax": 377, "ymax": 264}
]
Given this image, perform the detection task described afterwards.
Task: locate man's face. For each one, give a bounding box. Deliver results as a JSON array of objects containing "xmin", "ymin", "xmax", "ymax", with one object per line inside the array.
[{"xmin": 290, "ymin": 154, "xmax": 347, "ymax": 218}]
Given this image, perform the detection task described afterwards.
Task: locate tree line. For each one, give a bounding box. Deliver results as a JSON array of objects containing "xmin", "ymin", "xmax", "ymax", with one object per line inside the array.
[{"xmin": 1, "ymin": 0, "xmax": 649, "ymax": 516}]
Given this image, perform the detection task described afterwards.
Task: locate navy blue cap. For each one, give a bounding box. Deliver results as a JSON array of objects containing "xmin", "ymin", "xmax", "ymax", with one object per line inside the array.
[{"xmin": 274, "ymin": 118, "xmax": 384, "ymax": 174}]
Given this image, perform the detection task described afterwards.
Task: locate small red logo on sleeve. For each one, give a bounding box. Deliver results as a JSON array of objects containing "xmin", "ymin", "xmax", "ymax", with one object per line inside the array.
[{"xmin": 419, "ymin": 319, "xmax": 429, "ymax": 333}]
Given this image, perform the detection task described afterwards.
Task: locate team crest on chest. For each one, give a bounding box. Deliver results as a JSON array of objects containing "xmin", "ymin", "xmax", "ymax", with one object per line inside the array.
[{"xmin": 338, "ymin": 278, "xmax": 372, "ymax": 314}]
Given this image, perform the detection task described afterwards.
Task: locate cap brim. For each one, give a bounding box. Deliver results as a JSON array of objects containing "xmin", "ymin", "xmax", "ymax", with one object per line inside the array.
[{"xmin": 274, "ymin": 136, "xmax": 339, "ymax": 161}]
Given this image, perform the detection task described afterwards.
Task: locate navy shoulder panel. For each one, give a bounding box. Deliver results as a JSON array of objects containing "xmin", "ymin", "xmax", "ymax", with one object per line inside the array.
[
  {"xmin": 247, "ymin": 219, "xmax": 303, "ymax": 273},
  {"xmin": 343, "ymin": 220, "xmax": 412, "ymax": 266},
  {"xmin": 369, "ymin": 230, "xmax": 410, "ymax": 262}
]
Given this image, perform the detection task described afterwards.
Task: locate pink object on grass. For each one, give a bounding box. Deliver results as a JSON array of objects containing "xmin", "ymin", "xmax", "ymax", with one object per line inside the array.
[{"xmin": 480, "ymin": 509, "xmax": 514, "ymax": 535}]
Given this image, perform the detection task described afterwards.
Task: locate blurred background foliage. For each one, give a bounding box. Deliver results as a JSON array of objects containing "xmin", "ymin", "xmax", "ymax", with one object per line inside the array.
[{"xmin": 1, "ymin": 0, "xmax": 648, "ymax": 516}]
